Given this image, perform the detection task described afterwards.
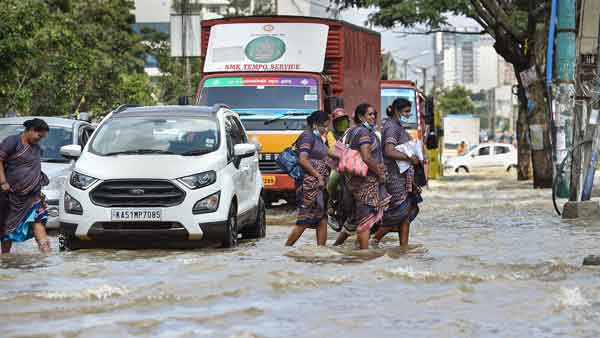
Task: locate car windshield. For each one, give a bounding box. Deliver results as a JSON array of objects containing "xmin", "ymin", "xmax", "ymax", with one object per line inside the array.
[
  {"xmin": 381, "ymin": 88, "xmax": 418, "ymax": 126},
  {"xmin": 90, "ymin": 117, "xmax": 220, "ymax": 156},
  {"xmin": 0, "ymin": 124, "xmax": 73, "ymax": 163},
  {"xmin": 199, "ymin": 76, "xmax": 319, "ymax": 112}
]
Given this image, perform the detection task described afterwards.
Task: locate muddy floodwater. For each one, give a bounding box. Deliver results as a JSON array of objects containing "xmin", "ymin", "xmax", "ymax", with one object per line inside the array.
[{"xmin": 2, "ymin": 172, "xmax": 600, "ymax": 338}]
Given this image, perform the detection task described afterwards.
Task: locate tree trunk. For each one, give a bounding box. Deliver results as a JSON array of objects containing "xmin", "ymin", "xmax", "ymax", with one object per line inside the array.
[
  {"xmin": 516, "ymin": 85, "xmax": 531, "ymax": 180},
  {"xmin": 528, "ymin": 80, "xmax": 554, "ymax": 188}
]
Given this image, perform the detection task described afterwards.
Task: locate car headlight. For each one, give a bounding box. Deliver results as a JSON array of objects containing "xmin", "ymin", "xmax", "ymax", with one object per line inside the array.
[
  {"xmin": 64, "ymin": 192, "xmax": 83, "ymax": 215},
  {"xmin": 178, "ymin": 171, "xmax": 216, "ymax": 190},
  {"xmin": 70, "ymin": 172, "xmax": 98, "ymax": 190},
  {"xmin": 193, "ymin": 191, "xmax": 220, "ymax": 214}
]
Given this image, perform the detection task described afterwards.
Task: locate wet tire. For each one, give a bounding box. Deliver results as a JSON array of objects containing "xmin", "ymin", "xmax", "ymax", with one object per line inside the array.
[
  {"xmin": 455, "ymin": 166, "xmax": 469, "ymax": 173},
  {"xmin": 58, "ymin": 233, "xmax": 83, "ymax": 251},
  {"xmin": 221, "ymin": 203, "xmax": 238, "ymax": 248},
  {"xmin": 242, "ymin": 197, "xmax": 266, "ymax": 239}
]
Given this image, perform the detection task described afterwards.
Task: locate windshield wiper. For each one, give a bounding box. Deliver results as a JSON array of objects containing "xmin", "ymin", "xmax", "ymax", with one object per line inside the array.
[
  {"xmin": 236, "ymin": 112, "xmax": 256, "ymax": 116},
  {"xmin": 264, "ymin": 112, "xmax": 309, "ymax": 125},
  {"xmin": 180, "ymin": 149, "xmax": 212, "ymax": 156},
  {"xmin": 104, "ymin": 149, "xmax": 176, "ymax": 156}
]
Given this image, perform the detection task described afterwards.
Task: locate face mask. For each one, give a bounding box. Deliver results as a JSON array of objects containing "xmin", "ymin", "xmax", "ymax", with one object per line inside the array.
[
  {"xmin": 400, "ymin": 116, "xmax": 411, "ymax": 124},
  {"xmin": 334, "ymin": 119, "xmax": 349, "ymax": 133},
  {"xmin": 362, "ymin": 121, "xmax": 376, "ymax": 130}
]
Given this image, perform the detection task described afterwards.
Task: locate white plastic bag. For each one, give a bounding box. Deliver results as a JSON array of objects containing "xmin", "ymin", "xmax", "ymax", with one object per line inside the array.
[{"xmin": 395, "ymin": 140, "xmax": 424, "ymax": 173}]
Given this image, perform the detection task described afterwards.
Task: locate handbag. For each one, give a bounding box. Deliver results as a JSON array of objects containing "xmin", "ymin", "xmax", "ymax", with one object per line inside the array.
[
  {"xmin": 336, "ymin": 128, "xmax": 368, "ymax": 177},
  {"xmin": 414, "ymin": 163, "xmax": 427, "ymax": 187},
  {"xmin": 276, "ymin": 141, "xmax": 304, "ymax": 181}
]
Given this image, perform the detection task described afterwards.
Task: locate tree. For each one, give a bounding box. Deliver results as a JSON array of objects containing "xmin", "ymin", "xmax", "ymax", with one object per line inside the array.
[
  {"xmin": 437, "ymin": 86, "xmax": 475, "ymax": 116},
  {"xmin": 381, "ymin": 52, "xmax": 397, "ymax": 80},
  {"xmin": 333, "ymin": 0, "xmax": 550, "ymax": 187},
  {"xmin": 0, "ymin": 0, "xmax": 155, "ymax": 117}
]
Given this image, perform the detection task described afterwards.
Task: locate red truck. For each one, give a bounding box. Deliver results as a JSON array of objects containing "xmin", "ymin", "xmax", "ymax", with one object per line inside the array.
[{"xmin": 196, "ymin": 16, "xmax": 381, "ymax": 206}]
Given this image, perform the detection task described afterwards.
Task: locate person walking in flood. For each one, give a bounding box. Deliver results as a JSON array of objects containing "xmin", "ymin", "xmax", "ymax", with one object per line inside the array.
[
  {"xmin": 326, "ymin": 108, "xmax": 351, "ymax": 231},
  {"xmin": 334, "ymin": 103, "xmax": 390, "ymax": 249},
  {"xmin": 0, "ymin": 118, "xmax": 51, "ymax": 253},
  {"xmin": 286, "ymin": 111, "xmax": 339, "ymax": 247},
  {"xmin": 373, "ymin": 98, "xmax": 423, "ymax": 248}
]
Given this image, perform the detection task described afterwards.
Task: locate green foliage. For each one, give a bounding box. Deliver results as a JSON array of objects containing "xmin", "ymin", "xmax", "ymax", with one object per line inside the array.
[
  {"xmin": 437, "ymin": 86, "xmax": 475, "ymax": 116},
  {"xmin": 0, "ymin": 0, "xmax": 154, "ymax": 117}
]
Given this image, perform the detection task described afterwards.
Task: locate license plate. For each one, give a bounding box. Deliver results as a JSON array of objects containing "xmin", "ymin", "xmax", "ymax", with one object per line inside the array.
[
  {"xmin": 262, "ymin": 176, "xmax": 276, "ymax": 186},
  {"xmin": 111, "ymin": 209, "xmax": 162, "ymax": 221}
]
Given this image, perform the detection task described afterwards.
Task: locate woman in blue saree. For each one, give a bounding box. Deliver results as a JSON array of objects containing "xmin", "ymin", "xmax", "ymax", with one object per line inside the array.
[{"xmin": 0, "ymin": 118, "xmax": 51, "ymax": 253}]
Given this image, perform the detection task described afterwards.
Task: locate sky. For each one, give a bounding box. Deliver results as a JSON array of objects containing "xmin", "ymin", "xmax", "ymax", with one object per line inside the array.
[{"xmin": 338, "ymin": 7, "xmax": 483, "ymax": 85}]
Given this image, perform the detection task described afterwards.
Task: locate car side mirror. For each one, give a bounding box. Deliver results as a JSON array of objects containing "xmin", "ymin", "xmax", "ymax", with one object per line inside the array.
[
  {"xmin": 234, "ymin": 143, "xmax": 256, "ymax": 159},
  {"xmin": 60, "ymin": 144, "xmax": 82, "ymax": 160},
  {"xmin": 471, "ymin": 154, "xmax": 476, "ymax": 158}
]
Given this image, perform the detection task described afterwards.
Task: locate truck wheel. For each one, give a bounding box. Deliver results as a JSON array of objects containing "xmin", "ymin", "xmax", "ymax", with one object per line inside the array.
[
  {"xmin": 221, "ymin": 203, "xmax": 238, "ymax": 248},
  {"xmin": 242, "ymin": 197, "xmax": 266, "ymax": 239}
]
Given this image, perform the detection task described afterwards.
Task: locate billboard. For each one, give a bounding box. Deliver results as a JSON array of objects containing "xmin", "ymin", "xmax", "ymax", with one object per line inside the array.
[{"xmin": 204, "ymin": 23, "xmax": 329, "ymax": 73}]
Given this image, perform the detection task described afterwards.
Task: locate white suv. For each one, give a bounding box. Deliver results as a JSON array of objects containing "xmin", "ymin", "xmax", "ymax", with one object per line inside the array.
[{"xmin": 58, "ymin": 105, "xmax": 265, "ymax": 250}]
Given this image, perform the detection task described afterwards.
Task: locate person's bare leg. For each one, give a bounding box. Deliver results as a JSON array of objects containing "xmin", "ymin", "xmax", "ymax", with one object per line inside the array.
[
  {"xmin": 316, "ymin": 218, "xmax": 327, "ymax": 246},
  {"xmin": 32, "ymin": 222, "xmax": 50, "ymax": 253},
  {"xmin": 286, "ymin": 226, "xmax": 306, "ymax": 246},
  {"xmin": 399, "ymin": 221, "xmax": 410, "ymax": 248},
  {"xmin": 373, "ymin": 226, "xmax": 392, "ymax": 243},
  {"xmin": 333, "ymin": 231, "xmax": 349, "ymax": 246},
  {"xmin": 1, "ymin": 240, "xmax": 12, "ymax": 254},
  {"xmin": 357, "ymin": 230, "xmax": 370, "ymax": 250}
]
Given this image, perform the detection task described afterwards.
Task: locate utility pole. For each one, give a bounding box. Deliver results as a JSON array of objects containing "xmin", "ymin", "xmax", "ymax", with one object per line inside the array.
[
  {"xmin": 181, "ymin": 0, "xmax": 192, "ymax": 100},
  {"xmin": 555, "ymin": 0, "xmax": 576, "ymax": 199},
  {"xmin": 403, "ymin": 59, "xmax": 409, "ymax": 80},
  {"xmin": 581, "ymin": 20, "xmax": 600, "ymax": 201}
]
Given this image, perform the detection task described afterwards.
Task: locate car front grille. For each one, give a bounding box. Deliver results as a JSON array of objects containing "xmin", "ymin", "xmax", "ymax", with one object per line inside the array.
[
  {"xmin": 259, "ymin": 153, "xmax": 284, "ymax": 173},
  {"xmin": 90, "ymin": 180, "xmax": 185, "ymax": 207}
]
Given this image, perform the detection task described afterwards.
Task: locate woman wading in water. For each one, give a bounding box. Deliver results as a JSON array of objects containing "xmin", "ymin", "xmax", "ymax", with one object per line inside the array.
[
  {"xmin": 373, "ymin": 98, "xmax": 422, "ymax": 248},
  {"xmin": 0, "ymin": 119, "xmax": 51, "ymax": 253},
  {"xmin": 334, "ymin": 103, "xmax": 390, "ymax": 249},
  {"xmin": 286, "ymin": 111, "xmax": 339, "ymax": 246}
]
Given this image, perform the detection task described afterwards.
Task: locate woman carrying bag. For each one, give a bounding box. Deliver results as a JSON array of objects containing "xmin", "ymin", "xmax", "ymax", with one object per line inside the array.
[
  {"xmin": 373, "ymin": 98, "xmax": 423, "ymax": 248},
  {"xmin": 334, "ymin": 103, "xmax": 390, "ymax": 250},
  {"xmin": 286, "ymin": 111, "xmax": 339, "ymax": 247}
]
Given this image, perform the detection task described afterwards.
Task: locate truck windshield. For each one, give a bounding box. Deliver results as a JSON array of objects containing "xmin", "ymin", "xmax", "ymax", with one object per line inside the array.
[
  {"xmin": 0, "ymin": 124, "xmax": 73, "ymax": 163},
  {"xmin": 381, "ymin": 88, "xmax": 418, "ymax": 126},
  {"xmin": 199, "ymin": 76, "xmax": 319, "ymax": 113}
]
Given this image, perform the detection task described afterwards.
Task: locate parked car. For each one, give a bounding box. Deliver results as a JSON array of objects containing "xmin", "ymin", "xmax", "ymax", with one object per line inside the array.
[
  {"xmin": 444, "ymin": 142, "xmax": 517, "ymax": 173},
  {"xmin": 58, "ymin": 105, "xmax": 265, "ymax": 250},
  {"xmin": 0, "ymin": 117, "xmax": 94, "ymax": 229}
]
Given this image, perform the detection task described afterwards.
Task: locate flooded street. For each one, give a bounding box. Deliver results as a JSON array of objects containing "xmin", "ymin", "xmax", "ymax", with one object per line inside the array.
[{"xmin": 2, "ymin": 172, "xmax": 600, "ymax": 338}]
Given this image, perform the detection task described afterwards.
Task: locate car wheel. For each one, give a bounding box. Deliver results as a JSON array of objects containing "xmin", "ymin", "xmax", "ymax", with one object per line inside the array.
[
  {"xmin": 242, "ymin": 197, "xmax": 266, "ymax": 239},
  {"xmin": 221, "ymin": 203, "xmax": 238, "ymax": 248},
  {"xmin": 58, "ymin": 233, "xmax": 82, "ymax": 251},
  {"xmin": 455, "ymin": 166, "xmax": 469, "ymax": 173}
]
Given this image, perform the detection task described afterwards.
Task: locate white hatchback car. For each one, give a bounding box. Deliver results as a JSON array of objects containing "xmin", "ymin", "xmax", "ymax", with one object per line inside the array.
[
  {"xmin": 444, "ymin": 142, "xmax": 517, "ymax": 173},
  {"xmin": 58, "ymin": 105, "xmax": 265, "ymax": 250}
]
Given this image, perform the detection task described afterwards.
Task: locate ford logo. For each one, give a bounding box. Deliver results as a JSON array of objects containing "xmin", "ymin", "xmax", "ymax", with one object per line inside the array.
[{"xmin": 130, "ymin": 189, "xmax": 145, "ymax": 195}]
